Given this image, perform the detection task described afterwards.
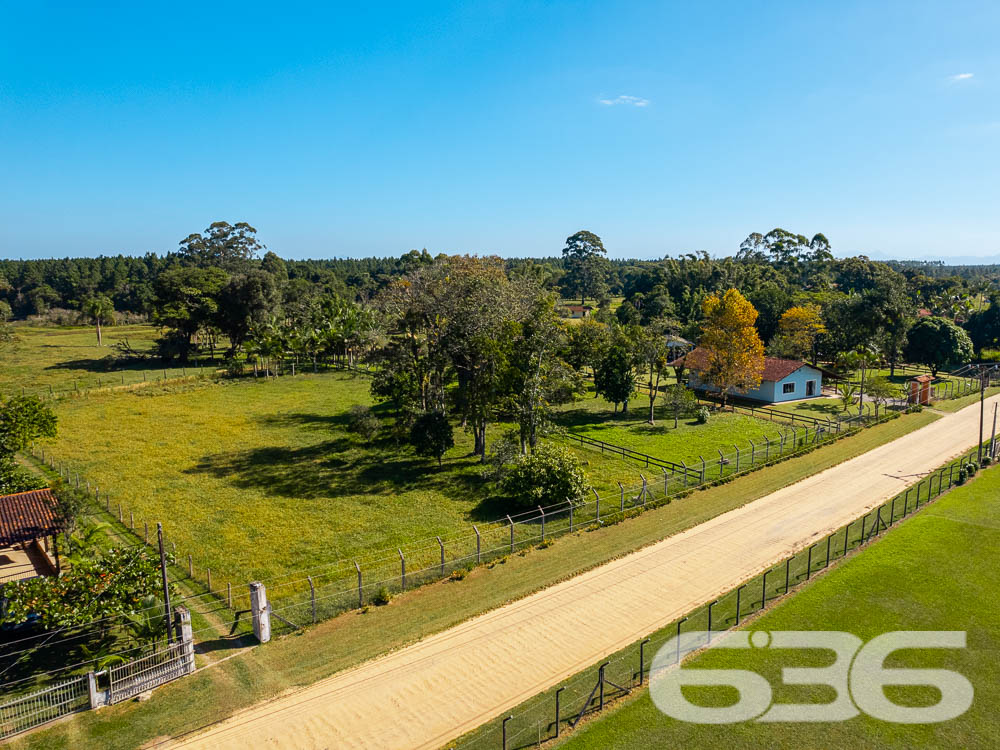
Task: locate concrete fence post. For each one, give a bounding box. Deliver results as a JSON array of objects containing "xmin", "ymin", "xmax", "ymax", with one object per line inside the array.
[
  {"xmin": 249, "ymin": 582, "xmax": 271, "ymax": 643},
  {"xmin": 618, "ymin": 482, "xmax": 625, "ymax": 513},
  {"xmin": 593, "ymin": 488, "xmax": 600, "ymax": 522},
  {"xmin": 734, "ymin": 444, "xmax": 740, "ymax": 472},
  {"xmin": 436, "ymin": 536, "xmax": 445, "ymax": 576},
  {"xmin": 507, "ymin": 515, "xmax": 515, "ymax": 552},
  {"xmin": 87, "ymin": 671, "xmax": 106, "ymax": 709},
  {"xmin": 355, "ymin": 561, "xmax": 362, "ymax": 607},
  {"xmin": 473, "ymin": 525, "xmax": 481, "ymax": 564},
  {"xmin": 174, "ymin": 605, "xmax": 196, "ymax": 672},
  {"xmin": 639, "ymin": 473, "xmax": 647, "ymax": 504},
  {"xmin": 537, "ymin": 507, "xmax": 545, "ymax": 541},
  {"xmin": 307, "ymin": 576, "xmax": 316, "ymax": 623},
  {"xmin": 399, "ymin": 548, "xmax": 406, "ymax": 590}
]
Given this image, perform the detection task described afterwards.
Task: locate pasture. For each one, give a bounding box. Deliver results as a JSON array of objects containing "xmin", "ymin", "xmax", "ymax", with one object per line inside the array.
[
  {"xmin": 39, "ymin": 372, "xmax": 649, "ymax": 588},
  {"xmin": 562, "ymin": 464, "xmax": 1000, "ymax": 750}
]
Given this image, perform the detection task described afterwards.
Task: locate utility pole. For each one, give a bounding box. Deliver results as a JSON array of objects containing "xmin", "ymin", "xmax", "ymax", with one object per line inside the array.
[
  {"xmin": 991, "ymin": 402, "xmax": 998, "ymax": 459},
  {"xmin": 157, "ymin": 523, "xmax": 173, "ymax": 644}
]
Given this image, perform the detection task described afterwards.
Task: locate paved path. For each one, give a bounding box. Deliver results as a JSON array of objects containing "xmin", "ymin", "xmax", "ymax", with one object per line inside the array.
[{"xmin": 175, "ymin": 396, "xmax": 997, "ymax": 750}]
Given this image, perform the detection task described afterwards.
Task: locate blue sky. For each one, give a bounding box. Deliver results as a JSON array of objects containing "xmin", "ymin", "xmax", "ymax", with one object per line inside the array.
[{"xmin": 1, "ymin": 1, "xmax": 998, "ymax": 260}]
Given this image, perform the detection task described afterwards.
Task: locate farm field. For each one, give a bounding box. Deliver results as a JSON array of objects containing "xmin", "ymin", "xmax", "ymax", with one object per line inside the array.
[
  {"xmin": 38, "ymin": 372, "xmax": 648, "ymax": 589},
  {"xmin": 1, "ymin": 323, "xmax": 203, "ymax": 395},
  {"xmin": 562, "ymin": 464, "xmax": 1000, "ymax": 750}
]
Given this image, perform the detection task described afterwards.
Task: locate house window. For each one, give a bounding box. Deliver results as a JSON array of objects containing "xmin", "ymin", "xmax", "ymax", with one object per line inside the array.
[{"xmin": 782, "ymin": 382, "xmax": 795, "ymax": 394}]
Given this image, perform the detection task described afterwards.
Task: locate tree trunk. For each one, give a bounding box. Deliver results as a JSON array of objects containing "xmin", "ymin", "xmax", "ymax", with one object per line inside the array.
[
  {"xmin": 96, "ymin": 319, "xmax": 102, "ymax": 346},
  {"xmin": 647, "ymin": 371, "xmax": 656, "ymax": 425}
]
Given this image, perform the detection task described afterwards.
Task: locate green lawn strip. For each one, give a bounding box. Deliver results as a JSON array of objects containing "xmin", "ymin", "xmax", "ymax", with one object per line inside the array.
[
  {"xmin": 557, "ymin": 462, "xmax": 1000, "ymax": 750},
  {"xmin": 9, "ymin": 409, "xmax": 938, "ymax": 750}
]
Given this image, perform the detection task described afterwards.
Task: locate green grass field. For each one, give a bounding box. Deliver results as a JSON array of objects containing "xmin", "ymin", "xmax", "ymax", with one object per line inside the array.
[
  {"xmin": 38, "ymin": 372, "xmax": 654, "ymax": 589},
  {"xmin": 0, "ymin": 324, "xmax": 206, "ymax": 395},
  {"xmin": 555, "ymin": 394, "xmax": 786, "ymax": 466},
  {"xmin": 9, "ymin": 407, "xmax": 939, "ymax": 750},
  {"xmin": 561, "ymin": 465, "xmax": 1000, "ymax": 750}
]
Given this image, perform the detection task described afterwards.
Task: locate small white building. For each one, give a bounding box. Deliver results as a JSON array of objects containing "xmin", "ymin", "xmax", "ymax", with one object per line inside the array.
[{"xmin": 671, "ymin": 347, "xmax": 831, "ymax": 404}]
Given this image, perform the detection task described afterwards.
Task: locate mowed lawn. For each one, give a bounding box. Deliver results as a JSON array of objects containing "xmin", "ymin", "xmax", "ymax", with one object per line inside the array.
[
  {"xmin": 41, "ymin": 372, "xmax": 648, "ymax": 587},
  {"xmin": 555, "ymin": 392, "xmax": 789, "ymax": 465},
  {"xmin": 563, "ymin": 465, "xmax": 1000, "ymax": 750}
]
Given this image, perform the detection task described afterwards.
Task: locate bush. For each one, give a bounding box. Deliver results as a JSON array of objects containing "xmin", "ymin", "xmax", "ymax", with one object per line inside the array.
[
  {"xmin": 695, "ymin": 406, "xmax": 710, "ymax": 424},
  {"xmin": 224, "ymin": 358, "xmax": 244, "ymax": 378},
  {"xmin": 498, "ymin": 444, "xmax": 591, "ymax": 511},
  {"xmin": 347, "ymin": 405, "xmax": 381, "ymax": 442},
  {"xmin": 982, "ymin": 455, "xmax": 992, "ymax": 467},
  {"xmin": 371, "ymin": 586, "xmax": 391, "ymax": 606},
  {"xmin": 409, "ymin": 411, "xmax": 454, "ymax": 466}
]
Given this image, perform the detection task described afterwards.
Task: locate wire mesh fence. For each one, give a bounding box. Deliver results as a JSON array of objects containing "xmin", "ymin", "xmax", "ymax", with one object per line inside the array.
[{"xmin": 448, "ymin": 446, "xmax": 991, "ymax": 750}]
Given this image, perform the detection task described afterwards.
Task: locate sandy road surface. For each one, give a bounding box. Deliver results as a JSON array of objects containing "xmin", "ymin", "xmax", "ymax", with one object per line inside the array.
[{"xmin": 175, "ymin": 396, "xmax": 998, "ymax": 750}]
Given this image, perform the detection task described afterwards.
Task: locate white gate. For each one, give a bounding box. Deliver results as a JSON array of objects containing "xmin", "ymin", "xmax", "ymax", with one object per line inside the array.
[
  {"xmin": 107, "ymin": 641, "xmax": 193, "ymax": 704},
  {"xmin": 0, "ymin": 674, "xmax": 89, "ymax": 740}
]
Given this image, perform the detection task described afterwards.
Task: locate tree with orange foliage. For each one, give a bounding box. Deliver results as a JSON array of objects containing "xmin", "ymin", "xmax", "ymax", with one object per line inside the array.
[
  {"xmin": 699, "ymin": 289, "xmax": 765, "ymax": 407},
  {"xmin": 770, "ymin": 303, "xmax": 826, "ymax": 361}
]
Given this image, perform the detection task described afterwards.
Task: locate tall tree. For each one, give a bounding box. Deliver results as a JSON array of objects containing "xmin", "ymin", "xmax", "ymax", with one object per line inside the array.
[
  {"xmin": 903, "ymin": 317, "xmax": 975, "ymax": 376},
  {"xmin": 662, "ymin": 383, "xmax": 698, "ymax": 428},
  {"xmin": 561, "ymin": 230, "xmax": 609, "ymax": 305},
  {"xmin": 594, "ymin": 341, "xmax": 636, "ymax": 413},
  {"xmin": 83, "ymin": 294, "xmax": 115, "ymax": 346},
  {"xmin": 770, "ymin": 303, "xmax": 825, "ymax": 361},
  {"xmin": 177, "ymin": 221, "xmax": 265, "ymax": 272},
  {"xmin": 698, "ymin": 289, "xmax": 765, "ymax": 407},
  {"xmin": 634, "ymin": 323, "xmax": 672, "ymax": 425}
]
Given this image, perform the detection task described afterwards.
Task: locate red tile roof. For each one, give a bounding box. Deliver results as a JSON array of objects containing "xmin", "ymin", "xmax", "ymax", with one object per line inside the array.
[
  {"xmin": 0, "ymin": 488, "xmax": 62, "ymax": 546},
  {"xmin": 668, "ymin": 347, "xmax": 817, "ymax": 382}
]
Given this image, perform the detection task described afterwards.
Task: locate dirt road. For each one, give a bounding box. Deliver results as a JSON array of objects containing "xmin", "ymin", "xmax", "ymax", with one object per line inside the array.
[{"xmin": 174, "ymin": 396, "xmax": 997, "ymax": 750}]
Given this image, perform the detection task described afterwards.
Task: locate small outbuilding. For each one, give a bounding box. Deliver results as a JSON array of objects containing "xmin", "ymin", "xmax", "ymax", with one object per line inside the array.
[
  {"xmin": 670, "ymin": 347, "xmax": 832, "ymax": 404},
  {"xmin": 563, "ymin": 304, "xmax": 593, "ymax": 319},
  {"xmin": 909, "ymin": 374, "xmax": 934, "ymax": 405},
  {"xmin": 0, "ymin": 488, "xmax": 63, "ymax": 583}
]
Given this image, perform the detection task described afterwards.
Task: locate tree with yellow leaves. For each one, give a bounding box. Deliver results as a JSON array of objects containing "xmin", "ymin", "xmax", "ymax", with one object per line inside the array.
[
  {"xmin": 699, "ymin": 289, "xmax": 765, "ymax": 407},
  {"xmin": 770, "ymin": 303, "xmax": 826, "ymax": 361}
]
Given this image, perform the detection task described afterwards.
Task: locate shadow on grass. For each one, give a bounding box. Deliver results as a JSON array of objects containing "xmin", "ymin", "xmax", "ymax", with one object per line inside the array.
[{"xmin": 185, "ymin": 436, "xmax": 485, "ymax": 502}]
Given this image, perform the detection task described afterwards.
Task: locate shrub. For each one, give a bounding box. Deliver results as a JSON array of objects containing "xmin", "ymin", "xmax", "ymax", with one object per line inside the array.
[
  {"xmin": 695, "ymin": 406, "xmax": 710, "ymax": 424},
  {"xmin": 409, "ymin": 411, "xmax": 454, "ymax": 466},
  {"xmin": 982, "ymin": 455, "xmax": 992, "ymax": 467},
  {"xmin": 347, "ymin": 405, "xmax": 381, "ymax": 442},
  {"xmin": 224, "ymin": 358, "xmax": 244, "ymax": 378},
  {"xmin": 371, "ymin": 586, "xmax": 391, "ymax": 606},
  {"xmin": 498, "ymin": 444, "xmax": 592, "ymax": 511}
]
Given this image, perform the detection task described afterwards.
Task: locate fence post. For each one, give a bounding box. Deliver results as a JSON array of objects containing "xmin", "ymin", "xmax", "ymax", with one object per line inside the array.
[
  {"xmin": 174, "ymin": 605, "xmax": 196, "ymax": 673},
  {"xmin": 639, "ymin": 638, "xmax": 650, "ymax": 686},
  {"xmin": 87, "ymin": 670, "xmax": 106, "ymax": 709},
  {"xmin": 718, "ymin": 449, "xmax": 725, "ymax": 478},
  {"xmin": 308, "ymin": 576, "xmax": 316, "ymax": 623},
  {"xmin": 676, "ymin": 617, "xmax": 688, "ymax": 664},
  {"xmin": 681, "ymin": 461, "xmax": 689, "ymax": 486},
  {"xmin": 699, "ymin": 456, "xmax": 706, "ymax": 483},
  {"xmin": 639, "ymin": 473, "xmax": 647, "ymax": 505},
  {"xmin": 806, "ymin": 545, "xmax": 813, "ymax": 579},
  {"xmin": 399, "ymin": 548, "xmax": 406, "ymax": 591},
  {"xmin": 118, "ymin": 503, "xmax": 123, "ymax": 523},
  {"xmin": 187, "ymin": 554, "xmax": 193, "ymax": 578},
  {"xmin": 502, "ymin": 715, "xmax": 512, "ymax": 750},
  {"xmin": 555, "ymin": 687, "xmax": 564, "ymax": 737},
  {"xmin": 734, "ymin": 444, "xmax": 740, "ymax": 472},
  {"xmin": 765, "ymin": 436, "xmax": 770, "ymax": 462},
  {"xmin": 785, "ymin": 556, "xmax": 791, "ymax": 593},
  {"xmin": 618, "ymin": 482, "xmax": 625, "ymax": 513},
  {"xmin": 354, "ymin": 561, "xmax": 363, "ymax": 607},
  {"xmin": 707, "ymin": 599, "xmax": 716, "ymax": 642},
  {"xmin": 436, "ymin": 536, "xmax": 445, "ymax": 576},
  {"xmin": 569, "ymin": 503, "xmax": 574, "ymax": 532},
  {"xmin": 749, "ymin": 439, "xmax": 755, "ymax": 466},
  {"xmin": 599, "ymin": 662, "xmax": 607, "ymax": 710},
  {"xmin": 473, "ymin": 525, "xmax": 481, "ymax": 564},
  {"xmin": 663, "ymin": 468, "xmax": 669, "ymax": 496},
  {"xmin": 593, "ymin": 488, "xmax": 600, "ymax": 522},
  {"xmin": 249, "ymin": 583, "xmax": 271, "ymax": 644},
  {"xmin": 227, "ymin": 582, "xmax": 232, "ymax": 609},
  {"xmin": 507, "ymin": 515, "xmax": 515, "ymax": 552}
]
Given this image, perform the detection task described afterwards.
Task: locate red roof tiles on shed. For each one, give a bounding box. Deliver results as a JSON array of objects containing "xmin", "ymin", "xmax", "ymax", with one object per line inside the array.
[{"xmin": 0, "ymin": 488, "xmax": 62, "ymax": 546}]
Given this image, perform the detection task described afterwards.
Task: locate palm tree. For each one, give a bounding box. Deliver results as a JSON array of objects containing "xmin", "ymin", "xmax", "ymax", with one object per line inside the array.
[
  {"xmin": 84, "ymin": 295, "xmax": 115, "ymax": 346},
  {"xmin": 838, "ymin": 346, "xmax": 880, "ymax": 418}
]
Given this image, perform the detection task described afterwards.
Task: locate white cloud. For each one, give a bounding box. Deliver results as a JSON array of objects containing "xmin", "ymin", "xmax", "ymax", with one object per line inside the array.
[
  {"xmin": 599, "ymin": 94, "xmax": 650, "ymax": 107},
  {"xmin": 950, "ymin": 73, "xmax": 974, "ymax": 81}
]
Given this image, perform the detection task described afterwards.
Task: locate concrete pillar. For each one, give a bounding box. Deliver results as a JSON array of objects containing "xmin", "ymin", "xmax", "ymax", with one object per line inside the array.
[
  {"xmin": 174, "ymin": 605, "xmax": 196, "ymax": 673},
  {"xmin": 250, "ymin": 582, "xmax": 271, "ymax": 644}
]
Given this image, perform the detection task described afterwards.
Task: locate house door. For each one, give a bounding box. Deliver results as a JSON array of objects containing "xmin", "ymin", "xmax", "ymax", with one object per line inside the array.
[{"xmin": 806, "ymin": 380, "xmax": 816, "ymax": 396}]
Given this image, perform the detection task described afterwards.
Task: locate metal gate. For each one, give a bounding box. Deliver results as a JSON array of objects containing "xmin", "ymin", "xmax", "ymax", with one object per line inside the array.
[
  {"xmin": 108, "ymin": 641, "xmax": 193, "ymax": 704},
  {"xmin": 0, "ymin": 674, "xmax": 89, "ymax": 740}
]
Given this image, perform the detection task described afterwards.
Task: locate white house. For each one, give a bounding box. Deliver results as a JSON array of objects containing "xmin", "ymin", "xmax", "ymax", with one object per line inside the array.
[{"xmin": 670, "ymin": 347, "xmax": 831, "ymax": 404}]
